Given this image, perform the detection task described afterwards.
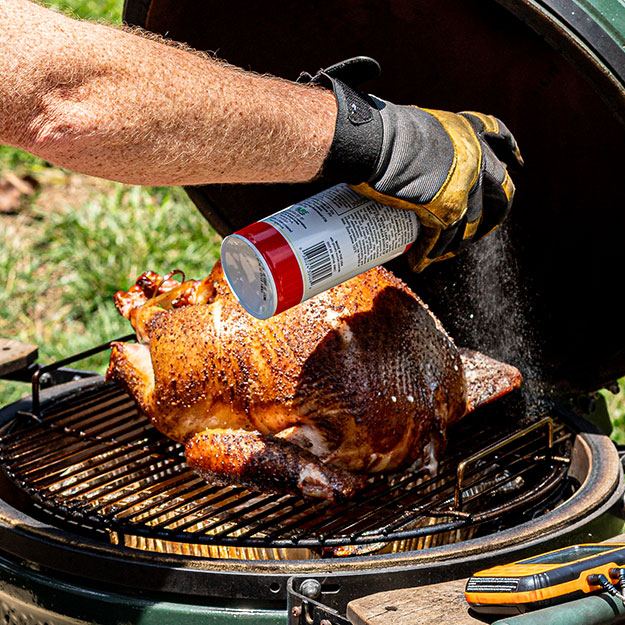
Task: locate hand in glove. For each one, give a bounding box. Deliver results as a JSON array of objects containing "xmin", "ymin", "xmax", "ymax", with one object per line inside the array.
[{"xmin": 300, "ymin": 57, "xmax": 523, "ymax": 271}]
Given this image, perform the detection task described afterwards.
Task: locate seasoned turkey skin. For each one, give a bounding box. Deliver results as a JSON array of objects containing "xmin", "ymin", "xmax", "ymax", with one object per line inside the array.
[{"xmin": 107, "ymin": 263, "xmax": 521, "ymax": 501}]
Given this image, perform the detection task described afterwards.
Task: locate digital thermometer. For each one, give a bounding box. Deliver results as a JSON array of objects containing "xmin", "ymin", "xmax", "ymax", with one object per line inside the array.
[{"xmin": 465, "ymin": 543, "xmax": 625, "ymax": 615}]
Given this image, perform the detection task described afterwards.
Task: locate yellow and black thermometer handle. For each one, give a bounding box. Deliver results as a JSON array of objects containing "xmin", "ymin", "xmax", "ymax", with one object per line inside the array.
[{"xmin": 465, "ymin": 543, "xmax": 625, "ymax": 616}]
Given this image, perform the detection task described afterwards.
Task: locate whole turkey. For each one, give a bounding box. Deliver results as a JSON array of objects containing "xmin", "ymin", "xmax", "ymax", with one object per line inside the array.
[{"xmin": 107, "ymin": 262, "xmax": 521, "ymax": 501}]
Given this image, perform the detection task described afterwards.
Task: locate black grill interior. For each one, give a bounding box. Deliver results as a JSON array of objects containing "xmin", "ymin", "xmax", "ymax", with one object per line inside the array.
[{"xmin": 129, "ymin": 0, "xmax": 625, "ymax": 392}]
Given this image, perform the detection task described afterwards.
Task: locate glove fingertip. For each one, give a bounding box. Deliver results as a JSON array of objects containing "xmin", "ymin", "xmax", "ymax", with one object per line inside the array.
[{"xmin": 491, "ymin": 117, "xmax": 524, "ymax": 167}]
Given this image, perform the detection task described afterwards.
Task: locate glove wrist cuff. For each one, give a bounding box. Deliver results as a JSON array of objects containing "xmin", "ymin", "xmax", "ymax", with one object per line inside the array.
[{"xmin": 319, "ymin": 76, "xmax": 384, "ymax": 184}]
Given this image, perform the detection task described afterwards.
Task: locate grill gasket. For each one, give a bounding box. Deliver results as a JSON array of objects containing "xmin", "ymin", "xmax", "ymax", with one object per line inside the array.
[{"xmin": 0, "ymin": 380, "xmax": 574, "ymax": 554}]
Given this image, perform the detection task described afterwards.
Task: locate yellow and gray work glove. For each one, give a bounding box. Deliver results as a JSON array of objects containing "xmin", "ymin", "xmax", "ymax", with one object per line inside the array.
[{"xmin": 300, "ymin": 57, "xmax": 523, "ymax": 271}]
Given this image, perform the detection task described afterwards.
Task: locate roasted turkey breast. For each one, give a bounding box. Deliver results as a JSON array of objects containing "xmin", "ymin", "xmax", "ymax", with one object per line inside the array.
[{"xmin": 107, "ymin": 262, "xmax": 521, "ymax": 501}]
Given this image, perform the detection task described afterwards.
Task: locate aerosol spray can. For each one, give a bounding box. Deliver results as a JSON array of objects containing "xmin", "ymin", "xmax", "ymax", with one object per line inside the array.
[{"xmin": 221, "ymin": 184, "xmax": 419, "ymax": 319}]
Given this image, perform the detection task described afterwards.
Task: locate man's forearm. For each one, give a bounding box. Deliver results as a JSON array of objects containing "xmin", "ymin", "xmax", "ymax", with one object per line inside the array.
[{"xmin": 0, "ymin": 0, "xmax": 337, "ymax": 185}]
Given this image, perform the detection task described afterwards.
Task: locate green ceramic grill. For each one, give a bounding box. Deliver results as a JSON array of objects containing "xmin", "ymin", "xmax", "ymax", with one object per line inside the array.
[{"xmin": 2, "ymin": 0, "xmax": 625, "ymax": 623}]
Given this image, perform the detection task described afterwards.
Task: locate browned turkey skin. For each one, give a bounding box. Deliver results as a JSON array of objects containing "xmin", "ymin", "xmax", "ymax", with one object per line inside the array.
[{"xmin": 107, "ymin": 263, "xmax": 521, "ymax": 502}]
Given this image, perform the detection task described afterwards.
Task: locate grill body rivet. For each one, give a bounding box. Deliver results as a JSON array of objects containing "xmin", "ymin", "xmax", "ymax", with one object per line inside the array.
[{"xmin": 300, "ymin": 579, "xmax": 322, "ymax": 599}]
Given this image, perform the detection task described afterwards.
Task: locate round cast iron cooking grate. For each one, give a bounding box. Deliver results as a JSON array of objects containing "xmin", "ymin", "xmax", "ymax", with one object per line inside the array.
[{"xmin": 0, "ymin": 381, "xmax": 575, "ymax": 556}]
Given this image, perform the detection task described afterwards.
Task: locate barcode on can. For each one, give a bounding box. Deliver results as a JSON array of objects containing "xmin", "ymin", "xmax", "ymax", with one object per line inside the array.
[
  {"xmin": 257, "ymin": 257, "xmax": 269, "ymax": 302},
  {"xmin": 301, "ymin": 241, "xmax": 332, "ymax": 286}
]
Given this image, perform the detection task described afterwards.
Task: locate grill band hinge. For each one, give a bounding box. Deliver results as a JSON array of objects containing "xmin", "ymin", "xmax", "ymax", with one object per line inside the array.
[{"xmin": 287, "ymin": 578, "xmax": 351, "ymax": 625}]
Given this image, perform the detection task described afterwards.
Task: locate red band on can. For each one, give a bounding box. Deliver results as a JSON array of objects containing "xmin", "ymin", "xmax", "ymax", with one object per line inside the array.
[{"xmin": 237, "ymin": 221, "xmax": 304, "ymax": 315}]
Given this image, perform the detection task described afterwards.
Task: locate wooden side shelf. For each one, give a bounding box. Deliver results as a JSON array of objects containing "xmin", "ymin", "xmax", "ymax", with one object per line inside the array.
[
  {"xmin": 347, "ymin": 578, "xmax": 485, "ymax": 625},
  {"xmin": 0, "ymin": 339, "xmax": 37, "ymax": 377},
  {"xmin": 347, "ymin": 535, "xmax": 625, "ymax": 624}
]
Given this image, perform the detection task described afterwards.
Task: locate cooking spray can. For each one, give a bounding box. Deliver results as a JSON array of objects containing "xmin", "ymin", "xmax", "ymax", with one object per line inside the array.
[{"xmin": 221, "ymin": 183, "xmax": 419, "ymax": 319}]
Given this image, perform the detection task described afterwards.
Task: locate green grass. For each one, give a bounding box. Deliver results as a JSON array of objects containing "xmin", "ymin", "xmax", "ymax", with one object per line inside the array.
[
  {"xmin": 36, "ymin": 185, "xmax": 220, "ymax": 318},
  {"xmin": 0, "ymin": 149, "xmax": 46, "ymax": 174},
  {"xmin": 602, "ymin": 382, "xmax": 625, "ymax": 444},
  {"xmin": 44, "ymin": 0, "xmax": 121, "ymax": 23},
  {"xmin": 0, "ymin": 183, "xmax": 220, "ymax": 405}
]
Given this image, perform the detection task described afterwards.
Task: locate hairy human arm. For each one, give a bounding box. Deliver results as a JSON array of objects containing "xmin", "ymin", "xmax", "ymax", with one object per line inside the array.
[{"xmin": 0, "ymin": 0, "xmax": 337, "ymax": 186}]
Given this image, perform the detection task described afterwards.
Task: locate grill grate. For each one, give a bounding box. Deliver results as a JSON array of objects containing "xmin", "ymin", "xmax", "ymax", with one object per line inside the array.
[{"xmin": 0, "ymin": 382, "xmax": 575, "ymax": 557}]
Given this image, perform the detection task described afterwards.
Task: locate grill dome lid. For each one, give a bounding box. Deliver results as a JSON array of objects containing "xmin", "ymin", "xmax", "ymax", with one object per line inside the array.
[{"xmin": 123, "ymin": 0, "xmax": 625, "ymax": 393}]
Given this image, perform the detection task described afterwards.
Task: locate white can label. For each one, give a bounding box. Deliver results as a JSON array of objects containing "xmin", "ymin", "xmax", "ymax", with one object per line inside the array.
[
  {"xmin": 264, "ymin": 184, "xmax": 419, "ymax": 298},
  {"xmin": 221, "ymin": 184, "xmax": 419, "ymax": 319}
]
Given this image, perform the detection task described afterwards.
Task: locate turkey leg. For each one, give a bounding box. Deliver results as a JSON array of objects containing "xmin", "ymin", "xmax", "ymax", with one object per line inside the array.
[{"xmin": 185, "ymin": 428, "xmax": 367, "ymax": 502}]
